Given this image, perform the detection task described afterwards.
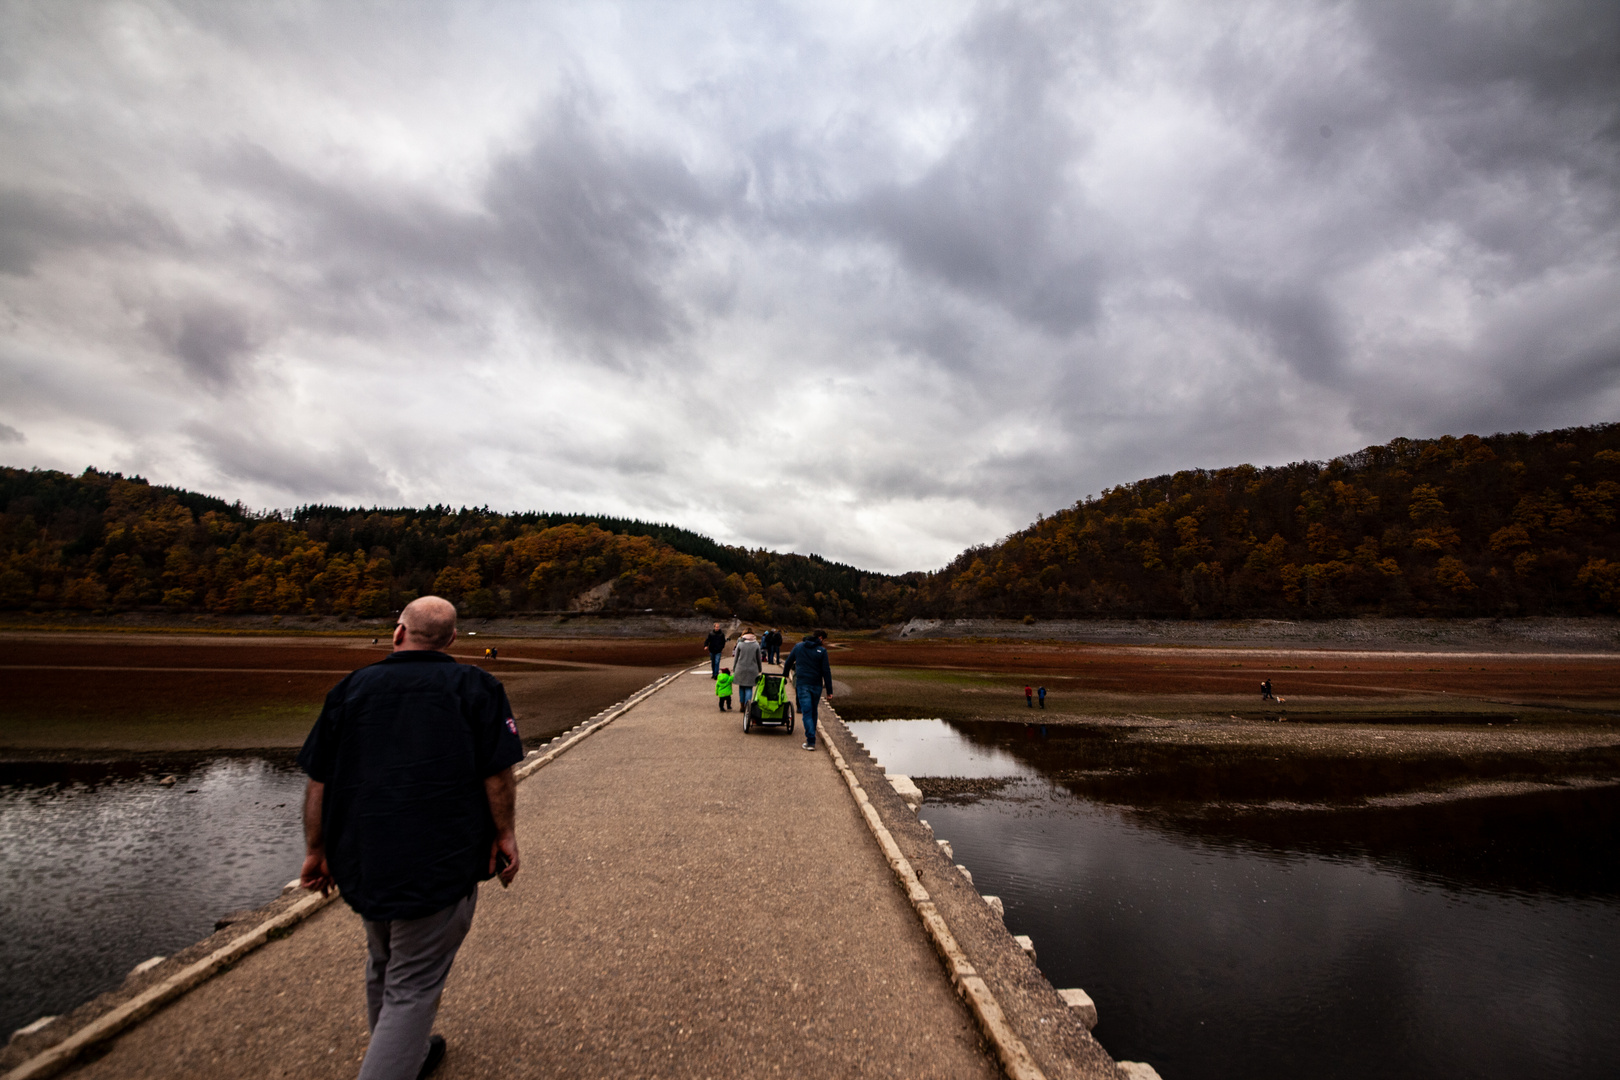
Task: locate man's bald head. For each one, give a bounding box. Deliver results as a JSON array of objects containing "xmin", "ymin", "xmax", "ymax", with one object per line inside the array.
[{"xmin": 395, "ymin": 595, "xmax": 457, "ymax": 651}]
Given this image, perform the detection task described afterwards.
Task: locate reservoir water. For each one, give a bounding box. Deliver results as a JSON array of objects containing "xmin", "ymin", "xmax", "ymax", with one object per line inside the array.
[
  {"xmin": 0, "ymin": 756, "xmax": 307, "ymax": 1038},
  {"xmin": 845, "ymin": 718, "xmax": 1620, "ymax": 1080}
]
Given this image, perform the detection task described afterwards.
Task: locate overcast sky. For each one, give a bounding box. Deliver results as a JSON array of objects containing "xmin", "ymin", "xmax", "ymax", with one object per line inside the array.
[{"xmin": 1, "ymin": 1, "xmax": 1616, "ymax": 572}]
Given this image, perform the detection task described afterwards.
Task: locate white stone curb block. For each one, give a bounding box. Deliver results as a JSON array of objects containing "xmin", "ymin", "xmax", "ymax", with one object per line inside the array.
[
  {"xmin": 1118, "ymin": 1063, "xmax": 1163, "ymax": 1080},
  {"xmin": 1057, "ymin": 988, "xmax": 1098, "ymax": 1030},
  {"xmin": 887, "ymin": 774, "xmax": 923, "ymax": 808}
]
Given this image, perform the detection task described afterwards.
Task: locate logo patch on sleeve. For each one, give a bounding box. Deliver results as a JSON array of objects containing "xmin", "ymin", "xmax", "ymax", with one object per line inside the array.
[{"xmin": 505, "ymin": 718, "xmax": 518, "ymax": 735}]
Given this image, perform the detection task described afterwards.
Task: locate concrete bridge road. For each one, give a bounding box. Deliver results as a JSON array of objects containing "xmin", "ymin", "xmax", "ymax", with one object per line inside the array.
[{"xmin": 63, "ymin": 669, "xmax": 1001, "ymax": 1079}]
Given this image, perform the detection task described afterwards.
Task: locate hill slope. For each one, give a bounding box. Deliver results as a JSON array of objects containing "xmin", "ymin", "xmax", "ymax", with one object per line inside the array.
[
  {"xmin": 0, "ymin": 468, "xmax": 909, "ymax": 626},
  {"xmin": 914, "ymin": 425, "xmax": 1620, "ymax": 619}
]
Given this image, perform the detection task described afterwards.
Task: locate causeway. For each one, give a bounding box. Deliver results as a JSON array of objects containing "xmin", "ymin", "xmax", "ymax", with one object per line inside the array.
[{"xmin": 45, "ymin": 667, "xmax": 1123, "ymax": 1079}]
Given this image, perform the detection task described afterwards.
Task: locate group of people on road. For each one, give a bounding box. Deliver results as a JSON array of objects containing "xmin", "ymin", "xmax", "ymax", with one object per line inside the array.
[
  {"xmin": 286, "ymin": 601, "xmax": 842, "ymax": 1080},
  {"xmin": 706, "ymin": 621, "xmax": 832, "ymax": 751}
]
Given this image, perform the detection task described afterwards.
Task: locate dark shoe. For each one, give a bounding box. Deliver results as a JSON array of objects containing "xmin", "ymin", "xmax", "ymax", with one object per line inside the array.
[
  {"xmin": 802, "ymin": 742, "xmax": 815, "ymax": 750},
  {"xmin": 417, "ymin": 1035, "xmax": 446, "ymax": 1079}
]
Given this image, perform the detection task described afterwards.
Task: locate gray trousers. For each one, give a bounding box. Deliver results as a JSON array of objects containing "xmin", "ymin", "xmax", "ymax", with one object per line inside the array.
[{"xmin": 358, "ymin": 891, "xmax": 477, "ymax": 1080}]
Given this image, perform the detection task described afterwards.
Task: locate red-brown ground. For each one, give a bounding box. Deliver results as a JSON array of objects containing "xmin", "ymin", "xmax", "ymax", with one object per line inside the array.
[
  {"xmin": 834, "ymin": 638, "xmax": 1620, "ymax": 709},
  {"xmin": 0, "ymin": 634, "xmax": 697, "ymax": 754}
]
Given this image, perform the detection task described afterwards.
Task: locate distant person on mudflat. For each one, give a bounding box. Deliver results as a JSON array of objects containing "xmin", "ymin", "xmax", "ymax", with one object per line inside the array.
[
  {"xmin": 298, "ymin": 595, "xmax": 523, "ymax": 1080},
  {"xmin": 783, "ymin": 630, "xmax": 833, "ymax": 750},
  {"xmin": 1037, "ymin": 686, "xmax": 1046, "ymax": 709},
  {"xmin": 717, "ymin": 668, "xmax": 735, "ymax": 711},
  {"xmin": 1261, "ymin": 679, "xmax": 1273, "ymax": 701},
  {"xmin": 705, "ymin": 622, "xmax": 727, "ymax": 679},
  {"xmin": 1024, "ymin": 684, "xmax": 1033, "ymax": 708}
]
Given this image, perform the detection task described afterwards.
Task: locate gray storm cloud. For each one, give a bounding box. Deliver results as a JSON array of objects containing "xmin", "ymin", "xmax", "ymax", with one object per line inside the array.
[{"xmin": 0, "ymin": 0, "xmax": 1616, "ymax": 572}]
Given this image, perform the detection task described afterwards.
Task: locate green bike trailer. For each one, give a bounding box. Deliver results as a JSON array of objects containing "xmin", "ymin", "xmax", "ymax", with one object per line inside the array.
[{"xmin": 744, "ymin": 673, "xmax": 794, "ymax": 733}]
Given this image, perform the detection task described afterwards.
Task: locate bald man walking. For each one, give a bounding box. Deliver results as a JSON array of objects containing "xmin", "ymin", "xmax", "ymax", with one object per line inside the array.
[{"xmin": 299, "ymin": 596, "xmax": 523, "ymax": 1080}]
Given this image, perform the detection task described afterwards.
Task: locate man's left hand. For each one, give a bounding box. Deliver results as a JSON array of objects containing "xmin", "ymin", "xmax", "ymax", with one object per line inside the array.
[{"xmin": 489, "ymin": 832, "xmax": 521, "ymax": 886}]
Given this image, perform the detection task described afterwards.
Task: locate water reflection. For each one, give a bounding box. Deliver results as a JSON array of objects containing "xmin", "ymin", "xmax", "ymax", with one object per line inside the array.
[
  {"xmin": 844, "ymin": 719, "xmax": 1620, "ymax": 1080},
  {"xmin": 840, "ymin": 718, "xmax": 1039, "ymax": 779},
  {"xmin": 0, "ymin": 756, "xmax": 307, "ymax": 1037}
]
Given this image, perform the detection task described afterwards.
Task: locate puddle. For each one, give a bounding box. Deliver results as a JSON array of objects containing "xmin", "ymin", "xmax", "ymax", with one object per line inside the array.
[{"xmin": 844, "ymin": 718, "xmax": 1620, "ymax": 1080}]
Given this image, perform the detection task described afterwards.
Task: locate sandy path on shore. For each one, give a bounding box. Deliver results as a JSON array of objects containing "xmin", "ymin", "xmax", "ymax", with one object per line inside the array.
[{"xmin": 61, "ymin": 668, "xmax": 1003, "ymax": 1080}]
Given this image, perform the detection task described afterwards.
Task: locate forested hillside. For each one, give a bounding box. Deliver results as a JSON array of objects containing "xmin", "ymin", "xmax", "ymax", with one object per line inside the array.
[
  {"xmin": 6, "ymin": 423, "xmax": 1620, "ymax": 626},
  {"xmin": 915, "ymin": 425, "xmax": 1620, "ymax": 619},
  {"xmin": 0, "ymin": 468, "xmax": 911, "ymax": 626}
]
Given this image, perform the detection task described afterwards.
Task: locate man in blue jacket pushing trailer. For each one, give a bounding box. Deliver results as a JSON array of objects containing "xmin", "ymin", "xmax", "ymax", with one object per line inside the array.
[{"xmin": 782, "ymin": 630, "xmax": 833, "ymax": 751}]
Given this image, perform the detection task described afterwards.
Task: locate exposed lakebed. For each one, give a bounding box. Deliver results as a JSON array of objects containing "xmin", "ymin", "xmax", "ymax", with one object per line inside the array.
[
  {"xmin": 0, "ymin": 755, "xmax": 307, "ymax": 1038},
  {"xmin": 844, "ymin": 717, "xmax": 1620, "ymax": 1080}
]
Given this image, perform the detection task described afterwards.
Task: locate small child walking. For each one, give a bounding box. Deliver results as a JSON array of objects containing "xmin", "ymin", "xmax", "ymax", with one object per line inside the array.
[{"xmin": 717, "ymin": 668, "xmax": 735, "ymax": 711}]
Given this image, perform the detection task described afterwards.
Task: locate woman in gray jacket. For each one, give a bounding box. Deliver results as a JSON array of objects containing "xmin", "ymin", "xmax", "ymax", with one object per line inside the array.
[{"xmin": 731, "ymin": 631, "xmax": 764, "ymax": 714}]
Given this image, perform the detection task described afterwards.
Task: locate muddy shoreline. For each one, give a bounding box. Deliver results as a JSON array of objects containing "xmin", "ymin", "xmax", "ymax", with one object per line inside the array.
[
  {"xmin": 892, "ymin": 615, "xmax": 1620, "ymax": 651},
  {"xmin": 0, "ymin": 632, "xmax": 694, "ymax": 756}
]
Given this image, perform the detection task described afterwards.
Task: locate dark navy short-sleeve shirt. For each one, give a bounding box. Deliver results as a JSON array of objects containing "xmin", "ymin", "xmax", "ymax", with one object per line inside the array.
[{"xmin": 297, "ymin": 650, "xmax": 525, "ymax": 922}]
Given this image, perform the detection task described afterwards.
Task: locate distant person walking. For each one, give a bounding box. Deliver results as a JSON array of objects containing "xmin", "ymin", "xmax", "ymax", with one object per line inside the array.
[
  {"xmin": 1037, "ymin": 685, "xmax": 1046, "ymax": 709},
  {"xmin": 732, "ymin": 631, "xmax": 763, "ymax": 714},
  {"xmin": 1024, "ymin": 684, "xmax": 1034, "ymax": 708},
  {"xmin": 763, "ymin": 628, "xmax": 783, "ymax": 665},
  {"xmin": 705, "ymin": 622, "xmax": 727, "ymax": 680},
  {"xmin": 1261, "ymin": 679, "xmax": 1274, "ymax": 701},
  {"xmin": 783, "ymin": 630, "xmax": 834, "ymax": 751},
  {"xmin": 298, "ymin": 595, "xmax": 522, "ymax": 1080}
]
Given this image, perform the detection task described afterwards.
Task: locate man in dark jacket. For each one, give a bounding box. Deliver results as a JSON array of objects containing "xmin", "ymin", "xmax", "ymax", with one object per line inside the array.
[
  {"xmin": 782, "ymin": 630, "xmax": 834, "ymax": 750},
  {"xmin": 299, "ymin": 595, "xmax": 523, "ymax": 1080},
  {"xmin": 704, "ymin": 622, "xmax": 727, "ymax": 679},
  {"xmin": 763, "ymin": 628, "xmax": 783, "ymax": 664}
]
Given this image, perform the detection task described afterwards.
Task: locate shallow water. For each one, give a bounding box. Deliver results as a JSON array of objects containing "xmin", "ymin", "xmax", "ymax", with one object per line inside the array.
[
  {"xmin": 845, "ymin": 719, "xmax": 1620, "ymax": 1080},
  {"xmin": 0, "ymin": 757, "xmax": 307, "ymax": 1037}
]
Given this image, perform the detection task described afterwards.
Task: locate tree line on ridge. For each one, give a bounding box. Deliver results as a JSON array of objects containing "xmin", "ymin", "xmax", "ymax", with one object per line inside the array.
[{"xmin": 3, "ymin": 423, "xmax": 1619, "ymax": 625}]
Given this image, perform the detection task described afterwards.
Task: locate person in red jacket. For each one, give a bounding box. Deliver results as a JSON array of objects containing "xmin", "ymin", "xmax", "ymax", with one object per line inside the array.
[{"xmin": 1024, "ymin": 684, "xmax": 1033, "ymax": 707}]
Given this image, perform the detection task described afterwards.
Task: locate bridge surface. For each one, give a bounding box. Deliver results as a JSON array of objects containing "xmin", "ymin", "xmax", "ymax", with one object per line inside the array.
[{"xmin": 55, "ymin": 667, "xmax": 1040, "ymax": 1079}]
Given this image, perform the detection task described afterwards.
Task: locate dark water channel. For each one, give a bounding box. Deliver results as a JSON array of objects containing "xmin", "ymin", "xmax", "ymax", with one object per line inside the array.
[
  {"xmin": 0, "ymin": 756, "xmax": 307, "ymax": 1037},
  {"xmin": 844, "ymin": 719, "xmax": 1620, "ymax": 1080}
]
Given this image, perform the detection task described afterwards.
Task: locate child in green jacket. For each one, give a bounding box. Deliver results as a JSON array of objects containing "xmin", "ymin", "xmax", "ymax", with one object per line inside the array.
[{"xmin": 716, "ymin": 669, "xmax": 735, "ymax": 710}]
